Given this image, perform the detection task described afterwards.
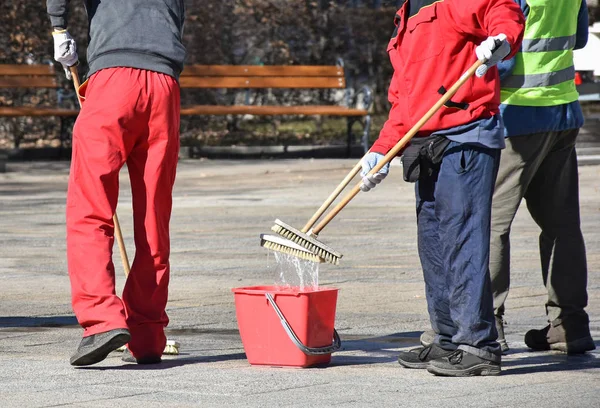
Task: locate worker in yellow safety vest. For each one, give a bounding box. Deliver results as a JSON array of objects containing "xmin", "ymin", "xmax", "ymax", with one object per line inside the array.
[{"xmin": 490, "ymin": 0, "xmax": 596, "ymax": 354}]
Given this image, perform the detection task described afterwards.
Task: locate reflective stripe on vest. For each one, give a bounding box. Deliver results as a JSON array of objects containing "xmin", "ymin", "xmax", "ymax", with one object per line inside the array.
[
  {"xmin": 501, "ymin": 0, "xmax": 580, "ymax": 107},
  {"xmin": 502, "ymin": 65, "xmax": 575, "ymax": 89},
  {"xmin": 521, "ymin": 35, "xmax": 576, "ymax": 53}
]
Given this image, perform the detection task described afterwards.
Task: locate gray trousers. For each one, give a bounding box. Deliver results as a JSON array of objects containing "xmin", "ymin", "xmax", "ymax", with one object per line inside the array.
[{"xmin": 489, "ymin": 128, "xmax": 589, "ymax": 322}]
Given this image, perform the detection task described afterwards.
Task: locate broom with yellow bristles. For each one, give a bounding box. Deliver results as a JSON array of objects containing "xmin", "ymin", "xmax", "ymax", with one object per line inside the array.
[
  {"xmin": 260, "ymin": 151, "xmax": 369, "ymax": 264},
  {"xmin": 70, "ymin": 66, "xmax": 179, "ymax": 356},
  {"xmin": 262, "ymin": 60, "xmax": 484, "ymax": 264}
]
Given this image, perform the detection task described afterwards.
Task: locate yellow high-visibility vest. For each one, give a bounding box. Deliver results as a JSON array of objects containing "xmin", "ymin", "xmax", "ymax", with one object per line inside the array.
[{"xmin": 501, "ymin": 0, "xmax": 580, "ymax": 106}]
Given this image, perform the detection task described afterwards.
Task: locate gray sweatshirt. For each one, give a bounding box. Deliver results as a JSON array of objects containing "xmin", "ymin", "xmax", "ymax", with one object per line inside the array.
[{"xmin": 46, "ymin": 0, "xmax": 186, "ymax": 79}]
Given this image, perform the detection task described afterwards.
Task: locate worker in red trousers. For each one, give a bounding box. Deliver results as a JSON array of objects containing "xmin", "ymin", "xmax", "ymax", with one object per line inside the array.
[{"xmin": 47, "ymin": 0, "xmax": 186, "ymax": 366}]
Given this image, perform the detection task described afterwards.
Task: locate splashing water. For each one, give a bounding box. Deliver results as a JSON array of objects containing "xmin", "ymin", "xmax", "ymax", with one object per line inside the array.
[{"xmin": 267, "ymin": 251, "xmax": 320, "ymax": 291}]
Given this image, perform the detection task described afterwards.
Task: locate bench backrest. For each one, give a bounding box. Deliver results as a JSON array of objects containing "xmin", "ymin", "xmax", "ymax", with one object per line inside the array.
[
  {"xmin": 0, "ymin": 64, "xmax": 347, "ymax": 90},
  {"xmin": 0, "ymin": 65, "xmax": 58, "ymax": 88},
  {"xmin": 180, "ymin": 65, "xmax": 346, "ymax": 89}
]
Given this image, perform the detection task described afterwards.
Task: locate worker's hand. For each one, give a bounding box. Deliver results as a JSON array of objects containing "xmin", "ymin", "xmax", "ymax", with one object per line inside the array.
[
  {"xmin": 475, "ymin": 34, "xmax": 510, "ymax": 78},
  {"xmin": 52, "ymin": 29, "xmax": 78, "ymax": 80},
  {"xmin": 360, "ymin": 152, "xmax": 390, "ymax": 192}
]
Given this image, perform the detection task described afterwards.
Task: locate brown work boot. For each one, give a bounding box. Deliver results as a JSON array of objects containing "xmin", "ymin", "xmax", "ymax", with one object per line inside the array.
[{"xmin": 524, "ymin": 317, "xmax": 596, "ymax": 354}]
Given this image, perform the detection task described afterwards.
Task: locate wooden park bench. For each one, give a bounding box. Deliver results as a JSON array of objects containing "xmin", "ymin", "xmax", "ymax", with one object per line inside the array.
[
  {"xmin": 179, "ymin": 63, "xmax": 373, "ymax": 154},
  {"xmin": 0, "ymin": 62, "xmax": 373, "ymax": 157},
  {"xmin": 0, "ymin": 64, "xmax": 79, "ymax": 152}
]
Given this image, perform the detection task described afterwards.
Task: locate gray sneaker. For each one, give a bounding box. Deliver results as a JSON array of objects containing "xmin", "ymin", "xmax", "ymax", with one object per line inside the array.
[
  {"xmin": 419, "ymin": 330, "xmax": 435, "ymax": 347},
  {"xmin": 70, "ymin": 328, "xmax": 131, "ymax": 366},
  {"xmin": 121, "ymin": 348, "xmax": 162, "ymax": 364},
  {"xmin": 495, "ymin": 315, "xmax": 509, "ymax": 354},
  {"xmin": 427, "ymin": 349, "xmax": 501, "ymax": 377}
]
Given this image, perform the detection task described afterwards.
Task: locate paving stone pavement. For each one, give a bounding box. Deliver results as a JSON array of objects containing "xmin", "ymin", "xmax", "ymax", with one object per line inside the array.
[{"xmin": 1, "ymin": 159, "xmax": 599, "ymax": 408}]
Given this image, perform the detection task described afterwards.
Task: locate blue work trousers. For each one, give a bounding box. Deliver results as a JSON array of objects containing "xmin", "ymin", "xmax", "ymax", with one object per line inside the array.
[{"xmin": 415, "ymin": 141, "xmax": 501, "ymax": 361}]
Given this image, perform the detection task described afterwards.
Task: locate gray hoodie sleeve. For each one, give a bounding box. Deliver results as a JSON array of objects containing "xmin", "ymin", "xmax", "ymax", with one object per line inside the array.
[{"xmin": 46, "ymin": 0, "xmax": 70, "ymax": 28}]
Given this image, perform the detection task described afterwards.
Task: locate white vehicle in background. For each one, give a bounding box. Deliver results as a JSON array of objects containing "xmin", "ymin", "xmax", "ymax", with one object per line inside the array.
[{"xmin": 574, "ymin": 22, "xmax": 600, "ymax": 101}]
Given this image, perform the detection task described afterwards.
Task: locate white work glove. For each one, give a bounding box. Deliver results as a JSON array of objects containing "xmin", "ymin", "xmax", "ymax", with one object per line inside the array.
[
  {"xmin": 475, "ymin": 34, "xmax": 510, "ymax": 78},
  {"xmin": 360, "ymin": 152, "xmax": 390, "ymax": 192},
  {"xmin": 52, "ymin": 29, "xmax": 78, "ymax": 80}
]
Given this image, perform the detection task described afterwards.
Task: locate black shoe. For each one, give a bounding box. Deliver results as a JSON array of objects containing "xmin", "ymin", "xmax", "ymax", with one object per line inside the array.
[
  {"xmin": 398, "ymin": 344, "xmax": 454, "ymax": 369},
  {"xmin": 421, "ymin": 322, "xmax": 509, "ymax": 353},
  {"xmin": 427, "ymin": 350, "xmax": 501, "ymax": 377},
  {"xmin": 122, "ymin": 348, "xmax": 162, "ymax": 364},
  {"xmin": 524, "ymin": 319, "xmax": 595, "ymax": 354},
  {"xmin": 495, "ymin": 315, "xmax": 509, "ymax": 354},
  {"xmin": 70, "ymin": 328, "xmax": 131, "ymax": 366}
]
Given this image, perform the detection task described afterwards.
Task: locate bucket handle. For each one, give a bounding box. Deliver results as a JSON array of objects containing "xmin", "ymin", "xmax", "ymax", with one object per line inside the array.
[{"xmin": 265, "ymin": 293, "xmax": 341, "ymax": 356}]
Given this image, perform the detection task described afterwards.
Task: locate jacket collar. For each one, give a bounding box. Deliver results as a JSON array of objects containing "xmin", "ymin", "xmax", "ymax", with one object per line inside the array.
[{"xmin": 406, "ymin": 0, "xmax": 438, "ymax": 18}]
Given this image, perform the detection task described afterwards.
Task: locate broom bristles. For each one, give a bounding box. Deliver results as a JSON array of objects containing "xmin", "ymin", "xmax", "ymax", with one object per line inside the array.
[
  {"xmin": 116, "ymin": 340, "xmax": 180, "ymax": 355},
  {"xmin": 163, "ymin": 340, "xmax": 180, "ymax": 355},
  {"xmin": 270, "ymin": 219, "xmax": 342, "ymax": 265},
  {"xmin": 260, "ymin": 234, "xmax": 324, "ymax": 263}
]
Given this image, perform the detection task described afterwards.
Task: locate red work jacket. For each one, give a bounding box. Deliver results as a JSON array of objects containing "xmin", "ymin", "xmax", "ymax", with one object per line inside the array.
[{"xmin": 371, "ymin": 0, "xmax": 525, "ymax": 155}]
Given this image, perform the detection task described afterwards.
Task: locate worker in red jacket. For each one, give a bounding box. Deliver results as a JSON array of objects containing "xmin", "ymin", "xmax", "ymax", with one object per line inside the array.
[{"xmin": 360, "ymin": 0, "xmax": 524, "ymax": 376}]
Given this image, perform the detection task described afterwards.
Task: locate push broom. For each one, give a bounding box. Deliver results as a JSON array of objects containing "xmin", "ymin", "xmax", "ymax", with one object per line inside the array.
[
  {"xmin": 260, "ymin": 152, "xmax": 369, "ymax": 264},
  {"xmin": 262, "ymin": 59, "xmax": 485, "ymax": 264},
  {"xmin": 69, "ymin": 66, "xmax": 179, "ymax": 355}
]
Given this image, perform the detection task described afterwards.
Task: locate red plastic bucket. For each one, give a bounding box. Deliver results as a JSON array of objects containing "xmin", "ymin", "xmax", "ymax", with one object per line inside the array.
[{"xmin": 232, "ymin": 285, "xmax": 340, "ymax": 367}]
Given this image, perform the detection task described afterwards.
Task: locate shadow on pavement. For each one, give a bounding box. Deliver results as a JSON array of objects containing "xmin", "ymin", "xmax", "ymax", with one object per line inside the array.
[
  {"xmin": 331, "ymin": 354, "xmax": 399, "ymax": 366},
  {"xmin": 74, "ymin": 331, "xmax": 426, "ymax": 370},
  {"xmin": 504, "ymin": 349, "xmax": 600, "ymax": 375},
  {"xmin": 76, "ymin": 352, "xmax": 249, "ymax": 371},
  {"xmin": 0, "ymin": 316, "xmax": 78, "ymax": 329},
  {"xmin": 327, "ymin": 331, "xmax": 423, "ymax": 366},
  {"xmin": 339, "ymin": 331, "xmax": 422, "ymax": 350}
]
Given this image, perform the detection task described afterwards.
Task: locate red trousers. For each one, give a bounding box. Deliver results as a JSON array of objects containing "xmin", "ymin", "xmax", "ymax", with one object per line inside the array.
[{"xmin": 67, "ymin": 67, "xmax": 180, "ymax": 357}]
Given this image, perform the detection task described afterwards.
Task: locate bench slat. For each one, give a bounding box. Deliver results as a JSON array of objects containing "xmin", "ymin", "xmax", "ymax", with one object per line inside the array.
[
  {"xmin": 181, "ymin": 65, "xmax": 344, "ymax": 77},
  {"xmin": 0, "ymin": 77, "xmax": 58, "ymax": 88},
  {"xmin": 0, "ymin": 65, "xmax": 56, "ymax": 76},
  {"xmin": 180, "ymin": 105, "xmax": 367, "ymax": 116},
  {"xmin": 0, "ymin": 64, "xmax": 367, "ymax": 123},
  {"xmin": 0, "ymin": 107, "xmax": 78, "ymax": 117},
  {"xmin": 180, "ymin": 76, "xmax": 346, "ymax": 89}
]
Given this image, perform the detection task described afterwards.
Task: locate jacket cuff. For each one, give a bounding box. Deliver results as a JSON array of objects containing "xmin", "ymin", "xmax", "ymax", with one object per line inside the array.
[
  {"xmin": 49, "ymin": 15, "xmax": 67, "ymax": 29},
  {"xmin": 369, "ymin": 140, "xmax": 392, "ymax": 156}
]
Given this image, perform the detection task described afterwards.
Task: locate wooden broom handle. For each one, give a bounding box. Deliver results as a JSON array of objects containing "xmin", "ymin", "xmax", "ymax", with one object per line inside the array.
[
  {"xmin": 312, "ymin": 60, "xmax": 484, "ymax": 235},
  {"xmin": 301, "ymin": 150, "xmax": 370, "ymax": 233},
  {"xmin": 69, "ymin": 65, "xmax": 81, "ymax": 91},
  {"xmin": 112, "ymin": 214, "xmax": 131, "ymax": 276},
  {"xmin": 69, "ymin": 65, "xmax": 132, "ymax": 276}
]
